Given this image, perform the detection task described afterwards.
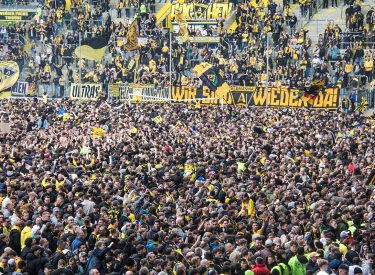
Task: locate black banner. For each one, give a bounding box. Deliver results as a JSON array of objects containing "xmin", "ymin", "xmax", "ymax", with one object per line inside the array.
[
  {"xmin": 0, "ymin": 11, "xmax": 35, "ymax": 21},
  {"xmin": 171, "ymin": 86, "xmax": 340, "ymax": 108}
]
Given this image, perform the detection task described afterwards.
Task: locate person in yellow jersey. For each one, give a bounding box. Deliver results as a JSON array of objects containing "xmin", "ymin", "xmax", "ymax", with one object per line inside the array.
[
  {"xmin": 364, "ymin": 56, "xmax": 373, "ymax": 81},
  {"xmin": 339, "ymin": 231, "xmax": 350, "ymax": 255},
  {"xmin": 59, "ymin": 75, "xmax": 66, "ymax": 98},
  {"xmin": 345, "ymin": 61, "xmax": 353, "ymax": 75},
  {"xmin": 116, "ymin": 0, "xmax": 123, "ymax": 18}
]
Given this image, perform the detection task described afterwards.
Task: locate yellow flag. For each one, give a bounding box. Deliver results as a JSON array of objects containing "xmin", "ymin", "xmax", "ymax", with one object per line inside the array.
[
  {"xmin": 65, "ymin": 0, "xmax": 71, "ymax": 11},
  {"xmin": 175, "ymin": 9, "xmax": 189, "ymax": 42},
  {"xmin": 174, "ymin": 248, "xmax": 183, "ymax": 256},
  {"xmin": 350, "ymin": 130, "xmax": 354, "ymax": 135},
  {"xmin": 304, "ymin": 149, "xmax": 311, "ymax": 157},
  {"xmin": 196, "ymin": 100, "xmax": 201, "ymax": 109},
  {"xmin": 130, "ymin": 127, "xmax": 137, "ymax": 134},
  {"xmin": 63, "ymin": 113, "xmax": 70, "ymax": 121},
  {"xmin": 153, "ymin": 116, "xmax": 163, "ymax": 124},
  {"xmin": 124, "ymin": 20, "xmax": 139, "ymax": 52},
  {"xmin": 0, "ymin": 61, "xmax": 19, "ymax": 92}
]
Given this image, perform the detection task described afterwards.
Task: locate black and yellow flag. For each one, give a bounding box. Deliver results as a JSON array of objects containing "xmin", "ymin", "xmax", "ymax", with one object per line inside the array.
[
  {"xmin": 295, "ymin": 78, "xmax": 325, "ymax": 104},
  {"xmin": 175, "ymin": 9, "xmax": 189, "ymax": 42},
  {"xmin": 153, "ymin": 115, "xmax": 163, "ymax": 124},
  {"xmin": 193, "ymin": 62, "xmax": 230, "ymax": 100},
  {"xmin": 124, "ymin": 20, "xmax": 139, "ymax": 52},
  {"xmin": 355, "ymin": 97, "xmax": 369, "ymax": 111},
  {"xmin": 74, "ymin": 35, "xmax": 109, "ymax": 62},
  {"xmin": 366, "ymin": 170, "xmax": 375, "ymax": 185},
  {"xmin": 0, "ymin": 61, "xmax": 19, "ymax": 92}
]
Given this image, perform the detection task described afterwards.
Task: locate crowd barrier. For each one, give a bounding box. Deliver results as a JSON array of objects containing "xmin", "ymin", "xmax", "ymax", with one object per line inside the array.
[
  {"xmin": 10, "ymin": 82, "xmax": 375, "ymax": 110},
  {"xmin": 51, "ymin": 83, "xmax": 341, "ymax": 109}
]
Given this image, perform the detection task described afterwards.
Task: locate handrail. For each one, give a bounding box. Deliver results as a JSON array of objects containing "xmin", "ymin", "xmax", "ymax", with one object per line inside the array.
[
  {"xmin": 156, "ymin": 2, "xmax": 172, "ymax": 26},
  {"xmin": 341, "ymin": 4, "xmax": 373, "ymax": 19}
]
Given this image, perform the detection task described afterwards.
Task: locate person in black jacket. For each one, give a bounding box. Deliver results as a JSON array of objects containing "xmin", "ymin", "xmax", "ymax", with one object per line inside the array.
[
  {"xmin": 0, "ymin": 234, "xmax": 8, "ymax": 256},
  {"xmin": 25, "ymin": 245, "xmax": 44, "ymax": 275},
  {"xmin": 217, "ymin": 183, "xmax": 229, "ymax": 203},
  {"xmin": 51, "ymin": 259, "xmax": 74, "ymax": 275},
  {"xmin": 9, "ymin": 220, "xmax": 25, "ymax": 255},
  {"xmin": 306, "ymin": 252, "xmax": 320, "ymax": 273},
  {"xmin": 41, "ymin": 223, "xmax": 56, "ymax": 252},
  {"xmin": 52, "ymin": 240, "xmax": 67, "ymax": 269},
  {"xmin": 21, "ymin": 238, "xmax": 34, "ymax": 260}
]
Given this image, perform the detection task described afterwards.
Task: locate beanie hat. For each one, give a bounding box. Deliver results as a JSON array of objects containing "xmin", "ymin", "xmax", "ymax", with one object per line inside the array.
[{"xmin": 126, "ymin": 258, "xmax": 135, "ymax": 267}]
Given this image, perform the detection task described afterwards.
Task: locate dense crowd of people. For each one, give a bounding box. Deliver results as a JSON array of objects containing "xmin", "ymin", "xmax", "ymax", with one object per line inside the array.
[
  {"xmin": 0, "ymin": 0, "xmax": 374, "ymax": 275},
  {"xmin": 0, "ymin": 97, "xmax": 373, "ymax": 275}
]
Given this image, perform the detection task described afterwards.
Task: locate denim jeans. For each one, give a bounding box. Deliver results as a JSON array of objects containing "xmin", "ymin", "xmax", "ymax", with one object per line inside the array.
[
  {"xmin": 60, "ymin": 85, "xmax": 65, "ymax": 97},
  {"xmin": 53, "ymin": 85, "xmax": 59, "ymax": 97},
  {"xmin": 305, "ymin": 68, "xmax": 311, "ymax": 78},
  {"xmin": 43, "ymin": 84, "xmax": 50, "ymax": 94},
  {"xmin": 356, "ymin": 57, "xmax": 364, "ymax": 65},
  {"xmin": 242, "ymin": 42, "xmax": 248, "ymax": 51},
  {"xmin": 290, "ymin": 24, "xmax": 296, "ymax": 34}
]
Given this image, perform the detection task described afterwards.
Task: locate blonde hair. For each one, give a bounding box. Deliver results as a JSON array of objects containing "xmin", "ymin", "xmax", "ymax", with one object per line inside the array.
[{"xmin": 317, "ymin": 259, "xmax": 328, "ymax": 268}]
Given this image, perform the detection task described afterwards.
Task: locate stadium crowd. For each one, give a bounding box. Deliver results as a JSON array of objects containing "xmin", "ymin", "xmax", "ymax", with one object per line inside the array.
[
  {"xmin": 0, "ymin": 96, "xmax": 373, "ymax": 275},
  {"xmin": 0, "ymin": 0, "xmax": 374, "ymax": 275},
  {"xmin": 0, "ymin": 0, "xmax": 371, "ymax": 96}
]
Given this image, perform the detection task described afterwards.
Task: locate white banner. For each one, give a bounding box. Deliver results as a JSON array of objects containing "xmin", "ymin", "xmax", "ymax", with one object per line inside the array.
[
  {"xmin": 137, "ymin": 37, "xmax": 148, "ymax": 45},
  {"xmin": 11, "ymin": 81, "xmax": 28, "ymax": 96}
]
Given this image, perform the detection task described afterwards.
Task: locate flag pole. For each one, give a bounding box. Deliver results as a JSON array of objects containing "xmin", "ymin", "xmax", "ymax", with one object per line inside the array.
[
  {"xmin": 169, "ymin": 31, "xmax": 172, "ymax": 102},
  {"xmin": 266, "ymin": 33, "xmax": 269, "ymax": 108},
  {"xmin": 79, "ymin": 32, "xmax": 82, "ymax": 82},
  {"xmin": 134, "ymin": 50, "xmax": 139, "ymax": 84}
]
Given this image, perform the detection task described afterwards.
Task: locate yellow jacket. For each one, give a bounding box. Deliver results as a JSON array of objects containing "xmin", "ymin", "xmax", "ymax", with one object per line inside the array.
[
  {"xmin": 21, "ymin": 226, "xmax": 32, "ymax": 249},
  {"xmin": 241, "ymin": 198, "xmax": 256, "ymax": 216}
]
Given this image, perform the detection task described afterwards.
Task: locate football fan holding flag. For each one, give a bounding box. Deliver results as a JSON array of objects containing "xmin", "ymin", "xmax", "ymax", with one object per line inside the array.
[{"xmin": 294, "ymin": 78, "xmax": 325, "ymax": 104}]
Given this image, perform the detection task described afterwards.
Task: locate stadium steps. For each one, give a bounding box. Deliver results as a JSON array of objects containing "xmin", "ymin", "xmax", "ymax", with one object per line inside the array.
[
  {"xmin": 225, "ymin": 20, "xmax": 237, "ymax": 33},
  {"xmin": 223, "ymin": 10, "xmax": 237, "ymax": 32},
  {"xmin": 303, "ymin": 6, "xmax": 346, "ymax": 46}
]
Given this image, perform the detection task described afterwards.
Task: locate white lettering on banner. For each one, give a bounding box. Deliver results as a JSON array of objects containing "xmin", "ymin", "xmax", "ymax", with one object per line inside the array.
[
  {"xmin": 70, "ymin": 84, "xmax": 101, "ymax": 100},
  {"xmin": 189, "ymin": 37, "xmax": 220, "ymax": 43},
  {"xmin": 117, "ymin": 86, "xmax": 169, "ymax": 101},
  {"xmin": 11, "ymin": 82, "xmax": 27, "ymax": 96}
]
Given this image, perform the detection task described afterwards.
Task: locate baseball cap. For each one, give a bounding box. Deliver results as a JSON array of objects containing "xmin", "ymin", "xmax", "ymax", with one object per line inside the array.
[
  {"xmin": 265, "ymin": 239, "xmax": 274, "ymax": 247},
  {"xmin": 310, "ymin": 252, "xmax": 320, "ymax": 257},
  {"xmin": 53, "ymin": 207, "xmax": 61, "ymax": 212},
  {"xmin": 340, "ymin": 231, "xmax": 350, "ymax": 240},
  {"xmin": 79, "ymin": 252, "xmax": 87, "ymax": 258},
  {"xmin": 8, "ymin": 259, "xmax": 15, "ymax": 266},
  {"xmin": 45, "ymin": 263, "xmax": 53, "ymax": 268}
]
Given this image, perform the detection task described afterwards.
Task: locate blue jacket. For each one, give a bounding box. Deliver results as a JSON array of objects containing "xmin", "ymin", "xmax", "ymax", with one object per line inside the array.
[
  {"xmin": 85, "ymin": 247, "xmax": 110, "ymax": 275},
  {"xmin": 71, "ymin": 237, "xmax": 84, "ymax": 251}
]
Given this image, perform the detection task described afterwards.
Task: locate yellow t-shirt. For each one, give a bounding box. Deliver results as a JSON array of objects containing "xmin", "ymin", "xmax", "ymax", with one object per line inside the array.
[
  {"xmin": 345, "ymin": 64, "xmax": 353, "ymax": 73},
  {"xmin": 364, "ymin": 60, "xmax": 373, "ymax": 71}
]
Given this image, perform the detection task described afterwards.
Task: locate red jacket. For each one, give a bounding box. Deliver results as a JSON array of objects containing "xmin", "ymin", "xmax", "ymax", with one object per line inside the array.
[{"xmin": 252, "ymin": 264, "xmax": 270, "ymax": 275}]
